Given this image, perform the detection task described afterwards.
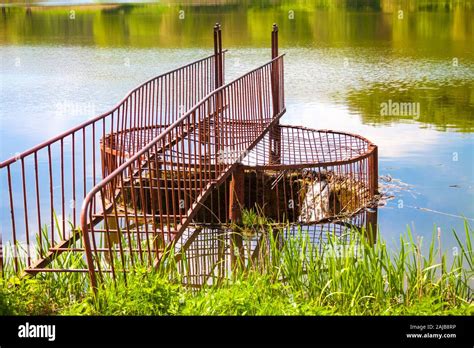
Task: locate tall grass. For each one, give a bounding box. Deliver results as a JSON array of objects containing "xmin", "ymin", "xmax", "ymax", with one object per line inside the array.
[
  {"xmin": 181, "ymin": 218, "xmax": 472, "ymax": 315},
  {"xmin": 0, "ymin": 216, "xmax": 88, "ymax": 315},
  {"xmin": 0, "ymin": 216, "xmax": 472, "ymax": 315}
]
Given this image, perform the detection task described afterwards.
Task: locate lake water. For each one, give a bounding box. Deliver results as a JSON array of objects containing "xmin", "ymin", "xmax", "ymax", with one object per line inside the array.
[{"xmin": 0, "ymin": 1, "xmax": 473, "ymax": 254}]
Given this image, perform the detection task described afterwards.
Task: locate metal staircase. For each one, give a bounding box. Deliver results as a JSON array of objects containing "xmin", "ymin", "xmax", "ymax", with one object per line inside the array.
[{"xmin": 0, "ymin": 24, "xmax": 285, "ymax": 289}]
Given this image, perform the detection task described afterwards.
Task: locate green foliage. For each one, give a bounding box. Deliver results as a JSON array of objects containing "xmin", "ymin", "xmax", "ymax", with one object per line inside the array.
[
  {"xmin": 236, "ymin": 206, "xmax": 271, "ymax": 238},
  {"xmin": 181, "ymin": 274, "xmax": 333, "ymax": 315},
  {"xmin": 1, "ymin": 223, "xmax": 472, "ymax": 316},
  {"xmin": 0, "ymin": 281, "xmax": 14, "ymax": 315},
  {"xmin": 65, "ymin": 268, "xmax": 184, "ymax": 316},
  {"xmin": 241, "ymin": 207, "xmax": 268, "ymax": 228},
  {"xmin": 0, "ymin": 276, "xmax": 76, "ymax": 315}
]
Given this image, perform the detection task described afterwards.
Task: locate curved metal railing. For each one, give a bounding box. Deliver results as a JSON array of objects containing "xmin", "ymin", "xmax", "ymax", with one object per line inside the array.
[
  {"xmin": 0, "ymin": 52, "xmax": 224, "ymax": 273},
  {"xmin": 80, "ymin": 54, "xmax": 285, "ymax": 287}
]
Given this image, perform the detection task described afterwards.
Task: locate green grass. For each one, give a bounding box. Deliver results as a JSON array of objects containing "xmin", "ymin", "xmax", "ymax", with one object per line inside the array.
[{"xmin": 0, "ymin": 219, "xmax": 472, "ymax": 316}]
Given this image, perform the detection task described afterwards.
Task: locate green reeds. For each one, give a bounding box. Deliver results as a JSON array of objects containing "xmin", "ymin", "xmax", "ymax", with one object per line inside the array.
[{"xmin": 1, "ymin": 214, "xmax": 472, "ymax": 315}]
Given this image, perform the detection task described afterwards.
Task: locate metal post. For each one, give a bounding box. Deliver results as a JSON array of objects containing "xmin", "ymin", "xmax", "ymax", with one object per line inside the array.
[
  {"xmin": 229, "ymin": 164, "xmax": 244, "ymax": 267},
  {"xmin": 270, "ymin": 24, "xmax": 281, "ymax": 164},
  {"xmin": 214, "ymin": 23, "xmax": 223, "ymax": 171},
  {"xmin": 366, "ymin": 144, "xmax": 378, "ymax": 245},
  {"xmin": 373, "ymin": 145, "xmax": 379, "ymax": 194},
  {"xmin": 80, "ymin": 213, "xmax": 98, "ymax": 292},
  {"xmin": 213, "ymin": 23, "xmax": 222, "ymax": 89},
  {"xmin": 229, "ymin": 164, "xmax": 244, "ymax": 222},
  {"xmin": 218, "ymin": 24, "xmax": 223, "ymax": 87},
  {"xmin": 365, "ymin": 207, "xmax": 378, "ymax": 245},
  {"xmin": 369, "ymin": 145, "xmax": 378, "ymax": 197}
]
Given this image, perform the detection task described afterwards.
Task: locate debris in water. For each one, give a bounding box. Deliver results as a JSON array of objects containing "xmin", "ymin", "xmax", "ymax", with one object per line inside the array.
[{"xmin": 378, "ymin": 174, "xmax": 419, "ymax": 202}]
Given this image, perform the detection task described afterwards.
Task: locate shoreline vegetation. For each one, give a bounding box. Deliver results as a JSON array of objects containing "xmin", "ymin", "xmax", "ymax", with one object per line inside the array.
[
  {"xmin": 2, "ymin": 0, "xmax": 473, "ymax": 9},
  {"xmin": 0, "ymin": 217, "xmax": 472, "ymax": 316}
]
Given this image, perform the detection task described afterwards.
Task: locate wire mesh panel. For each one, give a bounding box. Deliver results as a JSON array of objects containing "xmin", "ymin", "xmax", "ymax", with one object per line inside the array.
[
  {"xmin": 168, "ymin": 124, "xmax": 378, "ymax": 288},
  {"xmin": 173, "ymin": 206, "xmax": 377, "ymax": 289},
  {"xmin": 176, "ymin": 225, "xmax": 231, "ymax": 288},
  {"xmin": 237, "ymin": 125, "xmax": 378, "ymax": 224}
]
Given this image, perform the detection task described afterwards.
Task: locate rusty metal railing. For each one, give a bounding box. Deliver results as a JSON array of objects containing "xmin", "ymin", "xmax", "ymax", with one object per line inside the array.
[
  {"xmin": 238, "ymin": 125, "xmax": 378, "ymax": 223},
  {"xmin": 80, "ymin": 53, "xmax": 285, "ymax": 288},
  {"xmin": 0, "ymin": 50, "xmax": 225, "ymax": 274},
  {"xmin": 0, "ymin": 23, "xmax": 381, "ymax": 294}
]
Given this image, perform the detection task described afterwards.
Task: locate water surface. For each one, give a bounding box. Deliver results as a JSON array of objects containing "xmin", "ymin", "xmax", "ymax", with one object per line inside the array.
[{"xmin": 1, "ymin": 1, "xmax": 473, "ymax": 253}]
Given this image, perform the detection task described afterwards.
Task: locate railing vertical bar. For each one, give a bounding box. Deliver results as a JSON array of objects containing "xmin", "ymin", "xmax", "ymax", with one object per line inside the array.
[
  {"xmin": 161, "ymin": 137, "xmax": 172, "ymax": 241},
  {"xmin": 7, "ymin": 166, "xmax": 18, "ymax": 272},
  {"xmin": 92, "ymin": 123, "xmax": 97, "ymax": 217},
  {"xmin": 72, "ymin": 132, "xmax": 77, "ymax": 228},
  {"xmin": 20, "ymin": 158, "xmax": 31, "ymax": 266},
  {"xmin": 92, "ymin": 123, "xmax": 96, "ymax": 188},
  {"xmin": 34, "ymin": 152, "xmax": 43, "ymax": 258},
  {"xmin": 48, "ymin": 145, "xmax": 54, "ymax": 246},
  {"xmin": 110, "ymin": 177, "xmax": 127, "ymax": 281},
  {"xmin": 100, "ymin": 193, "xmax": 116, "ymax": 281},
  {"xmin": 136, "ymin": 158, "xmax": 152, "ymax": 265},
  {"xmin": 82, "ymin": 127, "xmax": 87, "ymax": 202},
  {"xmin": 60, "ymin": 139, "xmax": 66, "ymax": 238},
  {"xmin": 131, "ymin": 91, "xmax": 137, "ymax": 154},
  {"xmin": 147, "ymin": 146, "xmax": 159, "ymax": 261},
  {"xmin": 150, "ymin": 80, "xmax": 155, "ymax": 139},
  {"xmin": 128, "ymin": 162, "xmax": 144, "ymax": 263},
  {"xmin": 167, "ymin": 131, "xmax": 178, "ymax": 229},
  {"xmin": 145, "ymin": 81, "xmax": 151, "ymax": 135},
  {"xmin": 117, "ymin": 172, "xmax": 134, "ymax": 268}
]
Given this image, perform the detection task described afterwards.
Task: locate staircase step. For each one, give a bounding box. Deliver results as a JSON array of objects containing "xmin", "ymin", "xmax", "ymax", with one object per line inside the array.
[
  {"xmin": 24, "ymin": 268, "xmax": 124, "ymax": 274},
  {"xmin": 49, "ymin": 247, "xmax": 165, "ymax": 253},
  {"xmin": 120, "ymin": 184, "xmax": 202, "ymax": 190},
  {"xmin": 86, "ymin": 226, "xmax": 180, "ymax": 232}
]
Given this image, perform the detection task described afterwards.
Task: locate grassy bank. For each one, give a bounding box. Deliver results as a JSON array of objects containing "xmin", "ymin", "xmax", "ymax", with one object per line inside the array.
[{"xmin": 0, "ymin": 222, "xmax": 472, "ymax": 316}]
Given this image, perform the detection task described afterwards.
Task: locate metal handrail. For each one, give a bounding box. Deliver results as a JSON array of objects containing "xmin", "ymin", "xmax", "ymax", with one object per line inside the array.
[
  {"xmin": 0, "ymin": 52, "xmax": 226, "ymax": 169},
  {"xmin": 80, "ymin": 54, "xmax": 285, "ymax": 288},
  {"xmin": 0, "ymin": 52, "xmax": 223, "ymax": 273}
]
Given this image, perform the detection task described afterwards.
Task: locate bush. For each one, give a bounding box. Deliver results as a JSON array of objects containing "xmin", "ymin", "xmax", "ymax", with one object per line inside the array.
[{"xmin": 65, "ymin": 269, "xmax": 184, "ymax": 315}]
